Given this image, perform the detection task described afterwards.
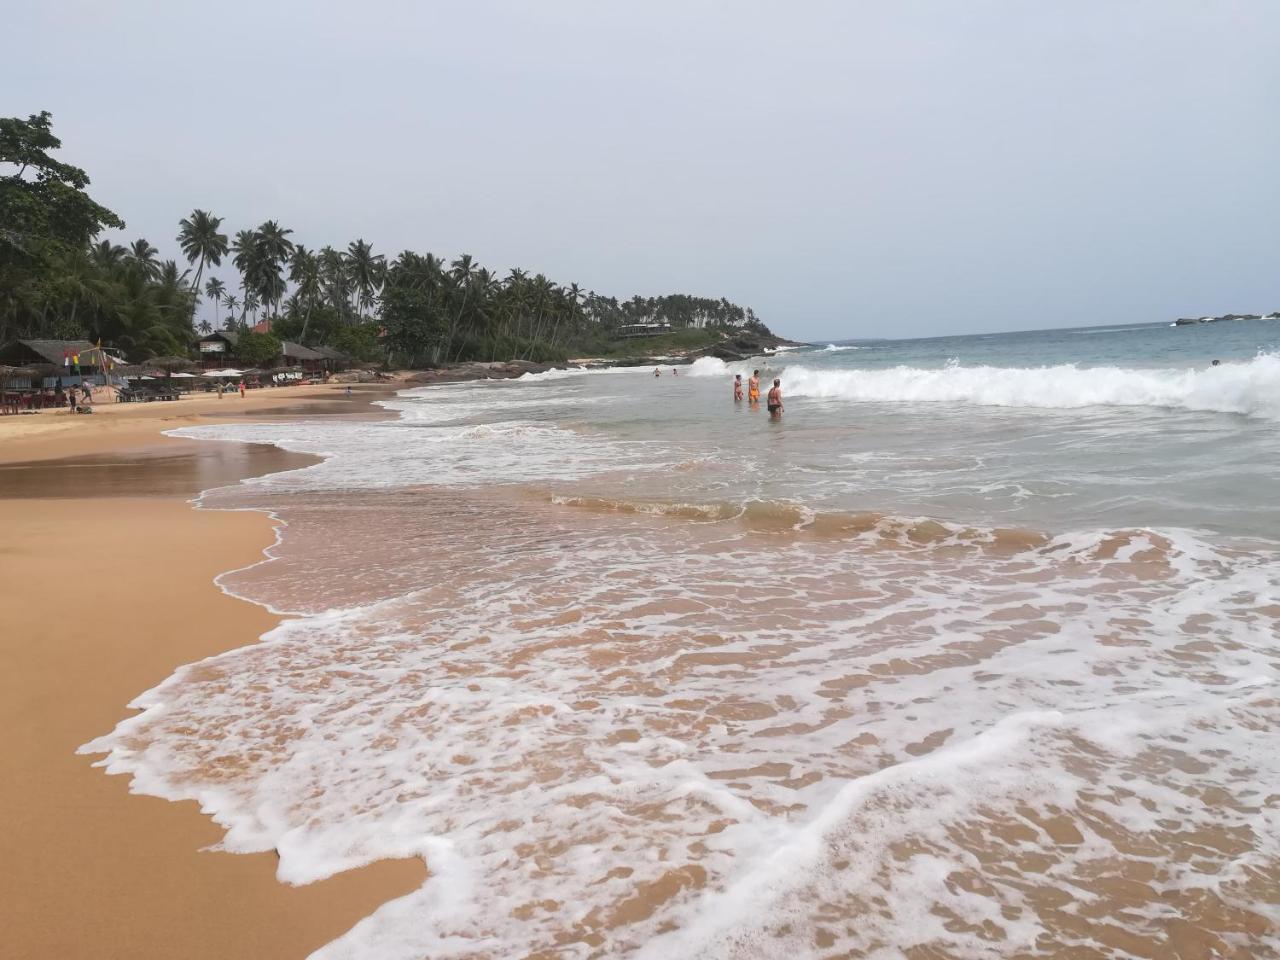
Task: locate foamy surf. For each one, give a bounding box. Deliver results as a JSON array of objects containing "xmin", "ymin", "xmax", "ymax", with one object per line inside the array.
[
  {"xmin": 83, "ymin": 323, "xmax": 1280, "ymax": 958},
  {"xmin": 81, "ymin": 484, "xmax": 1280, "ymax": 959},
  {"xmin": 692, "ymin": 353, "xmax": 1280, "ymax": 421}
]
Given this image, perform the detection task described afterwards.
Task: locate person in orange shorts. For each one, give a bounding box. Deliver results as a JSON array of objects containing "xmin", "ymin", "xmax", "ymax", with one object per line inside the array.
[{"xmin": 747, "ymin": 369, "xmax": 761, "ymax": 404}]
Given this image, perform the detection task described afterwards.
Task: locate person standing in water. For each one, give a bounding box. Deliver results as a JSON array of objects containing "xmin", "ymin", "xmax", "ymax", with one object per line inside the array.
[
  {"xmin": 767, "ymin": 378, "xmax": 783, "ymax": 418},
  {"xmin": 747, "ymin": 370, "xmax": 761, "ymax": 404},
  {"xmin": 733, "ymin": 374, "xmax": 744, "ymax": 402},
  {"xmin": 654, "ymin": 368, "xmax": 661, "ymax": 378}
]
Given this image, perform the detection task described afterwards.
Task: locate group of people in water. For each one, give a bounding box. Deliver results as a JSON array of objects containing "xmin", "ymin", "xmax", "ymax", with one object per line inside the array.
[{"xmin": 652, "ymin": 366, "xmax": 784, "ymax": 418}]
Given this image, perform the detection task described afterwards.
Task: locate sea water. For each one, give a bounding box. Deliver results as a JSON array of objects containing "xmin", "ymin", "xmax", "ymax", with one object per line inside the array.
[{"xmin": 83, "ymin": 320, "xmax": 1280, "ymax": 958}]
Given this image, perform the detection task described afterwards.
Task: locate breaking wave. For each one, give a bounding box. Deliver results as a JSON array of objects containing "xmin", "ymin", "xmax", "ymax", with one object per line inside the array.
[{"xmin": 692, "ymin": 353, "xmax": 1280, "ymax": 420}]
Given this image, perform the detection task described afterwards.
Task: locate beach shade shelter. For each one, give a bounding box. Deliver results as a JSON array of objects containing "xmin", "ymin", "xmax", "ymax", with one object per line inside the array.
[
  {"xmin": 309, "ymin": 345, "xmax": 352, "ymax": 373},
  {"xmin": 280, "ymin": 341, "xmax": 325, "ymax": 372},
  {"xmin": 143, "ymin": 355, "xmax": 199, "ymax": 373},
  {"xmin": 142, "ymin": 355, "xmax": 200, "ymax": 391},
  {"xmin": 0, "ymin": 339, "xmax": 123, "ymax": 386},
  {"xmin": 0, "ymin": 364, "xmax": 44, "ymax": 413}
]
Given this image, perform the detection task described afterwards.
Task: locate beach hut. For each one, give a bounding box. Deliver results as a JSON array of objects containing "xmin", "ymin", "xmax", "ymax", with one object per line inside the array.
[
  {"xmin": 197, "ymin": 330, "xmax": 240, "ymax": 368},
  {"xmin": 0, "ymin": 339, "xmax": 125, "ymax": 387},
  {"xmin": 309, "ymin": 345, "xmax": 352, "ymax": 373},
  {"xmin": 280, "ymin": 341, "xmax": 325, "ymax": 373}
]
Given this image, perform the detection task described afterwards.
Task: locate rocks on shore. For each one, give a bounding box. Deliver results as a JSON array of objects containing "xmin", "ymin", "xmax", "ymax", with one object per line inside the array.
[
  {"xmin": 1174, "ymin": 312, "xmax": 1279, "ymax": 326},
  {"xmin": 403, "ymin": 360, "xmax": 555, "ymax": 384},
  {"xmin": 687, "ymin": 331, "xmax": 805, "ymax": 363}
]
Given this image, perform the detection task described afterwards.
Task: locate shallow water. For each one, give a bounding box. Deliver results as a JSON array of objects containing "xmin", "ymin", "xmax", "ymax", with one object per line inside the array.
[{"xmin": 84, "ymin": 320, "xmax": 1280, "ymax": 958}]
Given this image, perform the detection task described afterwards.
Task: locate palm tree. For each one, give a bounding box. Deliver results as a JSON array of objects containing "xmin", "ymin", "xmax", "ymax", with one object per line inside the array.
[
  {"xmin": 289, "ymin": 246, "xmax": 321, "ymax": 341},
  {"xmin": 198, "ymin": 319, "xmax": 213, "ymax": 335},
  {"xmin": 345, "ymin": 239, "xmax": 384, "ymax": 317},
  {"xmin": 255, "ymin": 221, "xmax": 294, "ymax": 321},
  {"xmin": 204, "ymin": 277, "xmax": 226, "ymax": 328},
  {"xmin": 231, "ymin": 229, "xmax": 261, "ymax": 323},
  {"xmin": 128, "ymin": 239, "xmax": 161, "ymax": 281},
  {"xmin": 176, "ymin": 210, "xmax": 229, "ymax": 305},
  {"xmin": 222, "ymin": 292, "xmax": 239, "ymax": 328},
  {"xmin": 241, "ymin": 292, "xmax": 259, "ymax": 328},
  {"xmin": 90, "ymin": 240, "xmax": 128, "ymax": 271}
]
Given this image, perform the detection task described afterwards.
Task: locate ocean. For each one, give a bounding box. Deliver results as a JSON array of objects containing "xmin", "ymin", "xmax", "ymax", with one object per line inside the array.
[{"xmin": 85, "ymin": 319, "xmax": 1280, "ymax": 958}]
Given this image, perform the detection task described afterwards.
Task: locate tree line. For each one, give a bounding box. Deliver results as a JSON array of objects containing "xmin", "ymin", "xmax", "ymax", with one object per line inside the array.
[{"xmin": 1, "ymin": 112, "xmax": 770, "ymax": 365}]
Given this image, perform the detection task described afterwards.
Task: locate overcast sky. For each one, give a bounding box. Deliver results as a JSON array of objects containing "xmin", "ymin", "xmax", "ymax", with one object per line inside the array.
[{"xmin": 7, "ymin": 1, "xmax": 1279, "ymax": 340}]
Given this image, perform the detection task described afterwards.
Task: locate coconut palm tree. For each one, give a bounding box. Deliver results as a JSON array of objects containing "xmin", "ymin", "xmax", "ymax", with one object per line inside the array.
[
  {"xmin": 222, "ymin": 292, "xmax": 239, "ymax": 327},
  {"xmin": 231, "ymin": 229, "xmax": 261, "ymax": 321},
  {"xmin": 255, "ymin": 221, "xmax": 294, "ymax": 319},
  {"xmin": 345, "ymin": 239, "xmax": 384, "ymax": 317},
  {"xmin": 289, "ymin": 245, "xmax": 322, "ymax": 341},
  {"xmin": 128, "ymin": 239, "xmax": 161, "ymax": 280},
  {"xmin": 204, "ymin": 277, "xmax": 226, "ymax": 328},
  {"xmin": 90, "ymin": 240, "xmax": 128, "ymax": 271},
  {"xmin": 176, "ymin": 210, "xmax": 229, "ymax": 303}
]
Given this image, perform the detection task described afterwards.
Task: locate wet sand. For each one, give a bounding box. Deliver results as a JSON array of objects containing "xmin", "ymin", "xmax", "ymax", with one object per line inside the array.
[
  {"xmin": 0, "ymin": 386, "xmax": 424, "ymax": 960},
  {"xmin": 0, "ymin": 382, "xmax": 396, "ymax": 466}
]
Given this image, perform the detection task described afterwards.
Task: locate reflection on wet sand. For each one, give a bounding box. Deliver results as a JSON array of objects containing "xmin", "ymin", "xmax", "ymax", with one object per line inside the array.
[{"xmin": 0, "ymin": 441, "xmax": 317, "ymax": 498}]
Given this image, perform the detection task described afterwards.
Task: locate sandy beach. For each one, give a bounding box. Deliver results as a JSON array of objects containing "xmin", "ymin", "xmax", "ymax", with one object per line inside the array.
[{"xmin": 0, "ymin": 384, "xmax": 425, "ymax": 960}]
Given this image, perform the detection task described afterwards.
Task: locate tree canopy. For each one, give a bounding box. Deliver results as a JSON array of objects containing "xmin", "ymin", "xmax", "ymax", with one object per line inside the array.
[{"xmin": 1, "ymin": 111, "xmax": 773, "ymax": 365}]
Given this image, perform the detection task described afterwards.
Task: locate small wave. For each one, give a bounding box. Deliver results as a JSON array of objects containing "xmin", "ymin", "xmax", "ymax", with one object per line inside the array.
[
  {"xmin": 822, "ymin": 343, "xmax": 862, "ymax": 352},
  {"xmin": 775, "ymin": 354, "xmax": 1280, "ymax": 421},
  {"xmin": 550, "ymin": 494, "xmax": 1050, "ymax": 552}
]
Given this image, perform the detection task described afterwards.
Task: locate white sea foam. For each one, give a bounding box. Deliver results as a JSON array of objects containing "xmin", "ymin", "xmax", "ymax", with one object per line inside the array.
[
  {"xmin": 821, "ymin": 343, "xmax": 862, "ymax": 352},
  {"xmin": 82, "ymin": 353, "xmax": 1280, "ymax": 958},
  {"xmin": 168, "ymin": 415, "xmax": 651, "ymax": 491},
  {"xmin": 82, "ymin": 486, "xmax": 1280, "ymax": 957},
  {"xmin": 776, "ymin": 355, "xmax": 1280, "ymax": 420}
]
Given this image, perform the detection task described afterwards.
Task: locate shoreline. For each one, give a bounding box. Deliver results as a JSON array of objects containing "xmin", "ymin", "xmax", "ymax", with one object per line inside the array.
[{"xmin": 1, "ymin": 383, "xmax": 424, "ymax": 960}]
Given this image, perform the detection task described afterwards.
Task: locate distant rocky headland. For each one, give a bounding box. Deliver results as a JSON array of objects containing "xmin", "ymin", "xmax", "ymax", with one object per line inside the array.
[{"xmin": 1174, "ymin": 312, "xmax": 1280, "ymax": 326}]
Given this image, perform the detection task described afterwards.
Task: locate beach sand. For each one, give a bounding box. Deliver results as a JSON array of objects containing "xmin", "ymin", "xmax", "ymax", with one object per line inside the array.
[{"xmin": 0, "ymin": 385, "xmax": 424, "ymax": 960}]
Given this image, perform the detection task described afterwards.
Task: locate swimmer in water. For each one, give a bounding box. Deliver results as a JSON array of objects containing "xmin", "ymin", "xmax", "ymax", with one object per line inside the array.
[
  {"xmin": 747, "ymin": 369, "xmax": 761, "ymax": 404},
  {"xmin": 672, "ymin": 368, "xmax": 678, "ymax": 377},
  {"xmin": 767, "ymin": 378, "xmax": 783, "ymax": 418},
  {"xmin": 733, "ymin": 373, "xmax": 744, "ymax": 402},
  {"xmin": 654, "ymin": 368, "xmax": 661, "ymax": 377}
]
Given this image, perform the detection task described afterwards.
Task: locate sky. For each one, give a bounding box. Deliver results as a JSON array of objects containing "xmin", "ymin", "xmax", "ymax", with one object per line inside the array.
[{"xmin": 6, "ymin": 0, "xmax": 1280, "ymax": 341}]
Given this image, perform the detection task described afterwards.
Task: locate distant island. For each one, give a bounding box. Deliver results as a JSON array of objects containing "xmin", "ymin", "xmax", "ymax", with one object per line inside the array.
[
  {"xmin": 1173, "ymin": 312, "xmax": 1280, "ymax": 326},
  {"xmin": 0, "ymin": 111, "xmax": 784, "ymax": 369}
]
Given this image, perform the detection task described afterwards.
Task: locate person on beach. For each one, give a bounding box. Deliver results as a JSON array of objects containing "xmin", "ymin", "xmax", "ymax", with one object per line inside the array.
[
  {"xmin": 672, "ymin": 368, "xmax": 678, "ymax": 377},
  {"xmin": 239, "ymin": 381, "xmax": 246, "ymax": 398},
  {"xmin": 66, "ymin": 390, "xmax": 76, "ymax": 413},
  {"xmin": 748, "ymin": 370, "xmax": 761, "ymax": 404},
  {"xmin": 767, "ymin": 378, "xmax": 783, "ymax": 418},
  {"xmin": 733, "ymin": 374, "xmax": 744, "ymax": 402},
  {"xmin": 217, "ymin": 383, "xmax": 223, "ymax": 399},
  {"xmin": 654, "ymin": 368, "xmax": 661, "ymax": 377}
]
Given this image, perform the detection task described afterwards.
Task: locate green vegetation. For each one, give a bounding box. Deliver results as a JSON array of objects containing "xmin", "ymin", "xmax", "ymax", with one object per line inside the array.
[
  {"xmin": 232, "ymin": 330, "xmax": 282, "ymax": 368},
  {"xmin": 1, "ymin": 112, "xmax": 773, "ymax": 365}
]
